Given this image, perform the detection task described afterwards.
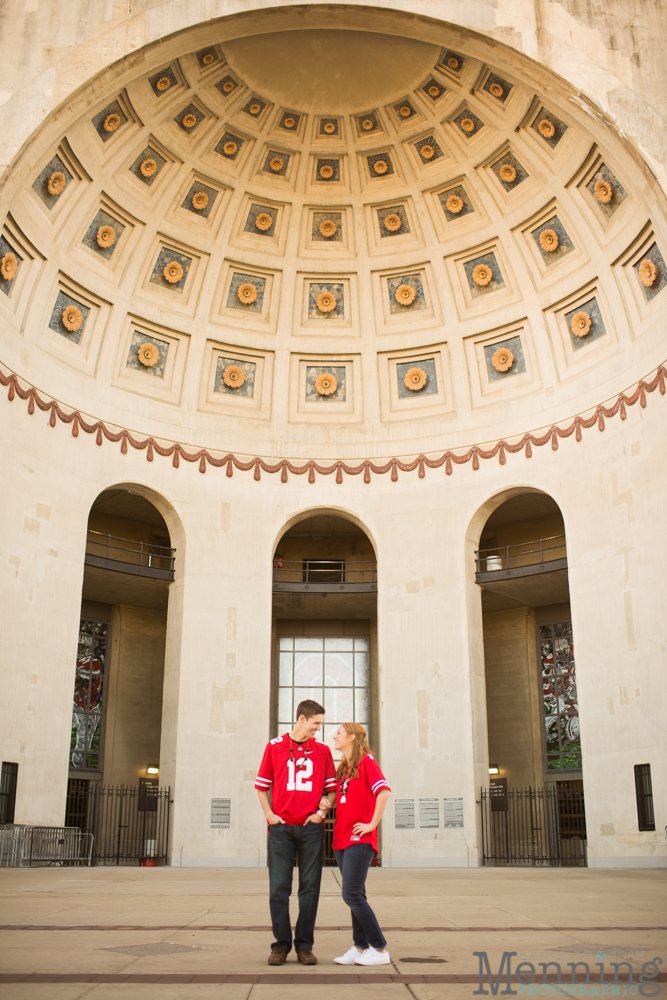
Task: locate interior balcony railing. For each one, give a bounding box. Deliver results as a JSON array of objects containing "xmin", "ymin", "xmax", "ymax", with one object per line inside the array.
[
  {"xmin": 474, "ymin": 535, "xmax": 567, "ymax": 583},
  {"xmin": 272, "ymin": 559, "xmax": 377, "ymax": 593},
  {"xmin": 84, "ymin": 530, "xmax": 176, "ymax": 581}
]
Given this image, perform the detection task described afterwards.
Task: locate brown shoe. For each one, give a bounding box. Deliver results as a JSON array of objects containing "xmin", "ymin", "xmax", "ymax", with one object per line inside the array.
[
  {"xmin": 268, "ymin": 949, "xmax": 287, "ymax": 966},
  {"xmin": 297, "ymin": 949, "xmax": 318, "ymax": 965}
]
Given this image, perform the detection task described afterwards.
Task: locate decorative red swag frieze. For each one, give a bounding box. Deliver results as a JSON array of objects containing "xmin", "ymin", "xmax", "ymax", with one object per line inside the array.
[{"xmin": 1, "ymin": 361, "xmax": 665, "ymax": 483}]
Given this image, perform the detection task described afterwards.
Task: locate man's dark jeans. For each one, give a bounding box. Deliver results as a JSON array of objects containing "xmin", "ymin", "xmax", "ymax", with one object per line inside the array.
[
  {"xmin": 334, "ymin": 844, "xmax": 386, "ymax": 951},
  {"xmin": 268, "ymin": 822, "xmax": 324, "ymax": 954}
]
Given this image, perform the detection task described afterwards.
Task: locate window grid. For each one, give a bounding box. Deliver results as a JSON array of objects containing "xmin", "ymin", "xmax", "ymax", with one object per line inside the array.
[{"xmin": 277, "ymin": 636, "xmax": 370, "ymax": 751}]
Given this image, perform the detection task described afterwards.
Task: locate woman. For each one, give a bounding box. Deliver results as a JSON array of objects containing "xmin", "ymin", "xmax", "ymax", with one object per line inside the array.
[{"xmin": 328, "ymin": 722, "xmax": 391, "ymax": 966}]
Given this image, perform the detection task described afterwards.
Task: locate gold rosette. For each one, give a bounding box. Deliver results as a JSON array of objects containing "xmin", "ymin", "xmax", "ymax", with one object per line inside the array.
[
  {"xmin": 163, "ymin": 260, "xmax": 184, "ymax": 284},
  {"xmin": 361, "ymin": 118, "xmax": 374, "ymax": 131},
  {"xmin": 156, "ymin": 77, "xmax": 171, "ymax": 92},
  {"xmin": 594, "ymin": 179, "xmax": 613, "ymax": 204},
  {"xmin": 420, "ymin": 144, "xmax": 435, "ymax": 160},
  {"xmin": 446, "ymin": 194, "xmax": 464, "ymax": 214},
  {"xmin": 323, "ymin": 122, "xmax": 336, "ymax": 133},
  {"xmin": 404, "ymin": 367, "xmax": 427, "ymax": 391},
  {"xmin": 491, "ymin": 347, "xmax": 514, "ymax": 372},
  {"xmin": 570, "ymin": 311, "xmax": 592, "ymax": 337},
  {"xmin": 47, "ymin": 171, "xmax": 66, "ymax": 195},
  {"xmin": 539, "ymin": 229, "xmax": 559, "ymax": 252},
  {"xmin": 255, "ymin": 212, "xmax": 273, "ymax": 231},
  {"xmin": 384, "ymin": 213, "xmax": 402, "ymax": 232},
  {"xmin": 192, "ymin": 191, "xmax": 209, "ymax": 210},
  {"xmin": 316, "ymin": 290, "xmax": 337, "ymax": 313},
  {"xmin": 223, "ymin": 141, "xmax": 237, "ymax": 156},
  {"xmin": 489, "ymin": 82, "xmax": 504, "ymax": 97},
  {"xmin": 638, "ymin": 259, "xmax": 658, "ymax": 287},
  {"xmin": 0, "ymin": 252, "xmax": 18, "ymax": 281},
  {"xmin": 460, "ymin": 117, "xmax": 475, "ymax": 132},
  {"xmin": 428, "ymin": 84, "xmax": 440, "ymax": 97},
  {"xmin": 237, "ymin": 282, "xmax": 258, "ymax": 305},
  {"xmin": 373, "ymin": 160, "xmax": 388, "ymax": 175},
  {"xmin": 140, "ymin": 158, "xmax": 157, "ymax": 177},
  {"xmin": 314, "ymin": 372, "xmax": 338, "ymax": 395},
  {"xmin": 223, "ymin": 364, "xmax": 245, "ymax": 389},
  {"xmin": 62, "ymin": 305, "xmax": 83, "ymax": 332},
  {"xmin": 319, "ymin": 219, "xmax": 337, "ymax": 238},
  {"xmin": 448, "ymin": 56, "xmax": 459, "ymax": 68},
  {"xmin": 269, "ymin": 157, "xmax": 284, "ymax": 173},
  {"xmin": 202, "ymin": 53, "xmax": 214, "ymax": 65},
  {"xmin": 103, "ymin": 113, "xmax": 121, "ymax": 132},
  {"xmin": 319, "ymin": 164, "xmax": 334, "ymax": 179},
  {"xmin": 249, "ymin": 103, "xmax": 261, "ymax": 115},
  {"xmin": 222, "ymin": 80, "xmax": 235, "ymax": 93},
  {"xmin": 182, "ymin": 113, "xmax": 197, "ymax": 128},
  {"xmin": 96, "ymin": 225, "xmax": 116, "ymax": 248},
  {"xmin": 472, "ymin": 264, "xmax": 493, "ymax": 286},
  {"xmin": 283, "ymin": 117, "xmax": 295, "ymax": 128},
  {"xmin": 538, "ymin": 119, "xmax": 556, "ymax": 138},
  {"xmin": 399, "ymin": 105, "xmax": 412, "ymax": 117},
  {"xmin": 395, "ymin": 284, "xmax": 416, "ymax": 306},
  {"xmin": 137, "ymin": 342, "xmax": 160, "ymax": 367},
  {"xmin": 499, "ymin": 163, "xmax": 516, "ymax": 183}
]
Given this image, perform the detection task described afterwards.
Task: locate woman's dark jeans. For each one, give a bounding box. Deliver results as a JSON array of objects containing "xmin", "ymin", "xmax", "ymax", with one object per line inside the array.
[
  {"xmin": 268, "ymin": 823, "xmax": 323, "ymax": 954},
  {"xmin": 334, "ymin": 844, "xmax": 387, "ymax": 951}
]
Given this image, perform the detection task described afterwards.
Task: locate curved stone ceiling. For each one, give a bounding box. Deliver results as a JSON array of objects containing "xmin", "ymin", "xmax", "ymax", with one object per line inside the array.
[
  {"xmin": 223, "ymin": 30, "xmax": 441, "ymax": 113},
  {"xmin": 0, "ymin": 15, "xmax": 665, "ymax": 463}
]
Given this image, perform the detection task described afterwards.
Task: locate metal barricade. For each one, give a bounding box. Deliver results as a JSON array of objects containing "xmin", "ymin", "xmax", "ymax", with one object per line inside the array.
[{"xmin": 0, "ymin": 825, "xmax": 94, "ymax": 867}]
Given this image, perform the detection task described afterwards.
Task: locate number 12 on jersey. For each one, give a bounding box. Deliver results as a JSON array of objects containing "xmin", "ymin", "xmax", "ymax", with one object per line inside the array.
[{"xmin": 286, "ymin": 757, "xmax": 313, "ymax": 791}]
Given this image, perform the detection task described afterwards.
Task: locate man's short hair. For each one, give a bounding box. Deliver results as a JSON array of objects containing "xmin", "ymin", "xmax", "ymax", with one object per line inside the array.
[{"xmin": 296, "ymin": 699, "xmax": 325, "ymax": 720}]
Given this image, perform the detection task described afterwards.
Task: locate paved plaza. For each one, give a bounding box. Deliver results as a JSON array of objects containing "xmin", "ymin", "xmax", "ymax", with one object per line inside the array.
[{"xmin": 0, "ymin": 867, "xmax": 665, "ymax": 999}]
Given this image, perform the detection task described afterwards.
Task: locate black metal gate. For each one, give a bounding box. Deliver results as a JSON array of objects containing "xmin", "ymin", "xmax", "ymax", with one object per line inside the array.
[
  {"xmin": 65, "ymin": 780, "xmax": 172, "ymax": 865},
  {"xmin": 480, "ymin": 784, "xmax": 586, "ymax": 867}
]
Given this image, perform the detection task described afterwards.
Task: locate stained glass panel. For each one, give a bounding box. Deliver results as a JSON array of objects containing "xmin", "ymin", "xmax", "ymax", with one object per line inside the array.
[
  {"xmin": 70, "ymin": 620, "xmax": 108, "ymax": 770},
  {"xmin": 540, "ymin": 621, "xmax": 581, "ymax": 771}
]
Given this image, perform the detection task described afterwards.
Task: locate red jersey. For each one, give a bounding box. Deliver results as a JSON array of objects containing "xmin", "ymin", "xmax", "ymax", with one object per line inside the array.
[
  {"xmin": 255, "ymin": 733, "xmax": 336, "ymax": 826},
  {"xmin": 332, "ymin": 754, "xmax": 391, "ymax": 853}
]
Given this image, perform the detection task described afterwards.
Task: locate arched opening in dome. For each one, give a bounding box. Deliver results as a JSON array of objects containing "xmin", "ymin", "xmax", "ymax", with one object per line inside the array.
[
  {"xmin": 474, "ymin": 489, "xmax": 586, "ymax": 866},
  {"xmin": 272, "ymin": 510, "xmax": 377, "ymax": 863},
  {"xmin": 65, "ymin": 485, "xmax": 180, "ymax": 858}
]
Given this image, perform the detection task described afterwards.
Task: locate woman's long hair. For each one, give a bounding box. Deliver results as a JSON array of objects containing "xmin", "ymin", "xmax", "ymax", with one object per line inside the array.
[{"xmin": 335, "ymin": 722, "xmax": 374, "ymax": 781}]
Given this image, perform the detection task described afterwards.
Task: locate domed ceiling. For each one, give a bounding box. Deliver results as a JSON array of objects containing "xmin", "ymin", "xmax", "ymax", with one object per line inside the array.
[{"xmin": 0, "ymin": 18, "xmax": 665, "ymax": 462}]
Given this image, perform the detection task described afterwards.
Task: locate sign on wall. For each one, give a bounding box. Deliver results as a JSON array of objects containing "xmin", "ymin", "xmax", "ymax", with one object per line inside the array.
[{"xmin": 443, "ymin": 797, "xmax": 464, "ymax": 827}]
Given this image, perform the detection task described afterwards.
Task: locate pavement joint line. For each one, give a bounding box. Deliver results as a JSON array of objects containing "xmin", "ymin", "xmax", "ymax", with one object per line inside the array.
[
  {"xmin": 0, "ymin": 924, "xmax": 665, "ymax": 932},
  {"xmin": 0, "ymin": 975, "xmax": 664, "ymax": 985}
]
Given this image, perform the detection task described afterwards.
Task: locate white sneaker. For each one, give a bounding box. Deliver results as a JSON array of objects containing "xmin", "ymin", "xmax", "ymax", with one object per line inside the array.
[
  {"xmin": 334, "ymin": 945, "xmax": 365, "ymax": 965},
  {"xmin": 354, "ymin": 946, "xmax": 391, "ymax": 966}
]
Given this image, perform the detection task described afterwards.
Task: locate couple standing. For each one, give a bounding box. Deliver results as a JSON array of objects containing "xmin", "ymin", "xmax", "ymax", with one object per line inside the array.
[{"xmin": 255, "ymin": 699, "xmax": 391, "ymax": 967}]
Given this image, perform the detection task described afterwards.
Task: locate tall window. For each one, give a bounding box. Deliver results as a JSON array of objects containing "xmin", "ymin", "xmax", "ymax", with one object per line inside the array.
[
  {"xmin": 0, "ymin": 762, "xmax": 18, "ymax": 824},
  {"xmin": 634, "ymin": 764, "xmax": 655, "ymax": 831},
  {"xmin": 539, "ymin": 621, "xmax": 582, "ymax": 771},
  {"xmin": 70, "ymin": 619, "xmax": 108, "ymax": 770},
  {"xmin": 277, "ymin": 637, "xmax": 370, "ymax": 749}
]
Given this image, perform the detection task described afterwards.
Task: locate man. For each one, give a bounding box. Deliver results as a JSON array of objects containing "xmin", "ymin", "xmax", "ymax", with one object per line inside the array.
[{"xmin": 255, "ymin": 700, "xmax": 336, "ymax": 966}]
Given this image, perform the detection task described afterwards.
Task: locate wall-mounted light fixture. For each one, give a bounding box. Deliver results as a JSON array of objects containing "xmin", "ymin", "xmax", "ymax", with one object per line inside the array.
[
  {"xmin": 488, "ymin": 764, "xmax": 499, "ymax": 775},
  {"xmin": 146, "ymin": 764, "xmax": 159, "ymax": 775}
]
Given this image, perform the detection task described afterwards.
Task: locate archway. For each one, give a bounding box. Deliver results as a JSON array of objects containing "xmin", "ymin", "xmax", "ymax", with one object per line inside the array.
[
  {"xmin": 65, "ymin": 484, "xmax": 181, "ymax": 864},
  {"xmin": 272, "ymin": 510, "xmax": 378, "ymax": 863},
  {"xmin": 472, "ymin": 489, "xmax": 586, "ymax": 866}
]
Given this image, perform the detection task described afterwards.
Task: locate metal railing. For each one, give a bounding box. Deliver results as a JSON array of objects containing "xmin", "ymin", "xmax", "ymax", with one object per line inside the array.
[
  {"xmin": 475, "ymin": 535, "xmax": 566, "ymax": 574},
  {"xmin": 479, "ymin": 785, "xmax": 586, "ymax": 867},
  {"xmin": 0, "ymin": 825, "xmax": 94, "ymax": 867},
  {"xmin": 272, "ymin": 559, "xmax": 377, "ymax": 589},
  {"xmin": 85, "ymin": 530, "xmax": 175, "ymax": 573},
  {"xmin": 65, "ymin": 781, "xmax": 172, "ymax": 865}
]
